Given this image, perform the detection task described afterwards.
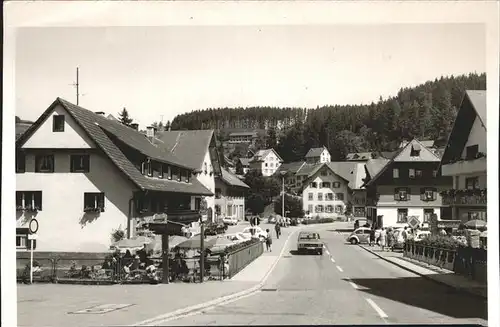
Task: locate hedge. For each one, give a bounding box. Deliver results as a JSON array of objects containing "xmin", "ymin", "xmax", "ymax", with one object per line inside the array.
[
  {"xmin": 405, "ymin": 235, "xmax": 464, "ymax": 250},
  {"xmin": 211, "ymin": 238, "xmax": 262, "ymax": 255},
  {"xmin": 301, "ymin": 218, "xmax": 335, "ymax": 225}
]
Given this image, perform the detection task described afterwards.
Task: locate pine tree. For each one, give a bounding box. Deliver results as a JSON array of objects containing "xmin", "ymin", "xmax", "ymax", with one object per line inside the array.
[{"xmin": 118, "ymin": 107, "xmax": 133, "ymax": 126}]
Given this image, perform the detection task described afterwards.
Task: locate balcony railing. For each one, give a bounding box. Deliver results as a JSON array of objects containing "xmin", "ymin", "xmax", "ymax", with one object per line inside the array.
[{"xmin": 441, "ymin": 189, "xmax": 487, "ymax": 206}]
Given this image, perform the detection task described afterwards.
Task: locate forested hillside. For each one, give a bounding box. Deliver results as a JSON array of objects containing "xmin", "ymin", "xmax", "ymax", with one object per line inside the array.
[{"xmin": 170, "ymin": 73, "xmax": 486, "ymax": 162}]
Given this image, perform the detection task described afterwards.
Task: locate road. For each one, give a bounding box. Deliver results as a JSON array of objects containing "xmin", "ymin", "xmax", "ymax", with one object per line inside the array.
[{"xmin": 159, "ymin": 224, "xmax": 488, "ymax": 326}]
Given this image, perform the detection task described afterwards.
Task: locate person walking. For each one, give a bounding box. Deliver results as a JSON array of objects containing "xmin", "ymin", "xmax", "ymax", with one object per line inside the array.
[
  {"xmin": 265, "ymin": 229, "xmax": 272, "ymax": 252},
  {"xmin": 380, "ymin": 227, "xmax": 387, "ymax": 251},
  {"xmin": 275, "ymin": 222, "xmax": 281, "ymax": 239},
  {"xmin": 369, "ymin": 228, "xmax": 376, "ymax": 246}
]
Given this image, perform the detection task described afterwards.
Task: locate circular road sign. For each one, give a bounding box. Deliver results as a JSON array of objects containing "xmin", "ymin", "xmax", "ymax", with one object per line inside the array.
[{"xmin": 29, "ymin": 218, "xmax": 39, "ymax": 234}]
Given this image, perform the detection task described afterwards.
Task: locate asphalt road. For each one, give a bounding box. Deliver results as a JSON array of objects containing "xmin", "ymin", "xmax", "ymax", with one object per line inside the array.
[{"xmin": 160, "ymin": 224, "xmax": 488, "ymax": 326}]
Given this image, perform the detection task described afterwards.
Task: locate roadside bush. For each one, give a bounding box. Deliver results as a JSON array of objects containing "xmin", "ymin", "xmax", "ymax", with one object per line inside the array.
[
  {"xmin": 405, "ymin": 235, "xmax": 463, "ymax": 250},
  {"xmin": 301, "ymin": 217, "xmax": 335, "ymax": 225},
  {"xmin": 214, "ymin": 238, "xmax": 261, "ymax": 255}
]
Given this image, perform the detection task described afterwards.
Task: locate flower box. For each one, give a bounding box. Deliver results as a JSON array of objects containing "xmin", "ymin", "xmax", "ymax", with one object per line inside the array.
[{"xmin": 84, "ymin": 207, "xmax": 102, "ymax": 213}]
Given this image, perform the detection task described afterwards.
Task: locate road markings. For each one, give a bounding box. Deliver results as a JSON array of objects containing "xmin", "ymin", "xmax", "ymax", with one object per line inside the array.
[
  {"xmin": 366, "ymin": 298, "xmax": 388, "ymax": 319},
  {"xmin": 336, "ymin": 266, "xmax": 344, "ymax": 272},
  {"xmin": 330, "ymin": 257, "xmax": 336, "ymax": 263},
  {"xmin": 348, "ymin": 279, "xmax": 359, "ymax": 290}
]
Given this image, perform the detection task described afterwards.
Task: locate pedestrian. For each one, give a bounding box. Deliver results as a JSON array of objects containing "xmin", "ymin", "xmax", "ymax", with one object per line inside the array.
[
  {"xmin": 369, "ymin": 228, "xmax": 375, "ymax": 246},
  {"xmin": 380, "ymin": 227, "xmax": 387, "ymax": 251},
  {"xmin": 439, "ymin": 228, "xmax": 447, "ymax": 236},
  {"xmin": 265, "ymin": 229, "xmax": 272, "ymax": 252},
  {"xmin": 275, "ymin": 222, "xmax": 281, "ymax": 239},
  {"xmin": 401, "ymin": 226, "xmax": 408, "ymax": 242}
]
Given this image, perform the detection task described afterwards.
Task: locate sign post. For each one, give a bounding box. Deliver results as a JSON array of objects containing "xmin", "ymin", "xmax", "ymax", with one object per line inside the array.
[
  {"xmin": 407, "ymin": 216, "xmax": 420, "ymax": 230},
  {"xmin": 28, "ymin": 219, "xmax": 39, "ymax": 284}
]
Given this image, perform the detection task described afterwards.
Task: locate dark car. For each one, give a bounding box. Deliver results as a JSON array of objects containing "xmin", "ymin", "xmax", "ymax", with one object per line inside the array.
[{"xmin": 297, "ymin": 231, "xmax": 323, "ymax": 255}]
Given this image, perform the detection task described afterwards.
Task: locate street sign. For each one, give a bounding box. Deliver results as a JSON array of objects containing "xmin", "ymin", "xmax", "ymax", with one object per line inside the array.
[
  {"xmin": 28, "ymin": 234, "xmax": 38, "ymax": 240},
  {"xmin": 29, "ymin": 219, "xmax": 39, "ymax": 234},
  {"xmin": 407, "ymin": 216, "xmax": 420, "ymax": 229}
]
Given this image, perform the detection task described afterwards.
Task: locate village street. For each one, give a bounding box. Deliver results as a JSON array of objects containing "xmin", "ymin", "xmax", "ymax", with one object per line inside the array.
[{"xmin": 160, "ymin": 223, "xmax": 488, "ymax": 326}]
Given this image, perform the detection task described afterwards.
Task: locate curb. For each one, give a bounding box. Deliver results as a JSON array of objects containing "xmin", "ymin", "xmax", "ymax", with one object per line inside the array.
[
  {"xmin": 133, "ymin": 226, "xmax": 302, "ymax": 326},
  {"xmin": 358, "ymin": 245, "xmax": 487, "ymax": 300}
]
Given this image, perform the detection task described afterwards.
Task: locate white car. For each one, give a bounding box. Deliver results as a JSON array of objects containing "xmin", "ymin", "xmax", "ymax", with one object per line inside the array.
[
  {"xmin": 222, "ymin": 217, "xmax": 238, "ymax": 226},
  {"xmin": 414, "ymin": 231, "xmax": 431, "ymax": 241},
  {"xmin": 241, "ymin": 227, "xmax": 268, "ymax": 240},
  {"xmin": 223, "ymin": 232, "xmax": 248, "ymax": 243}
]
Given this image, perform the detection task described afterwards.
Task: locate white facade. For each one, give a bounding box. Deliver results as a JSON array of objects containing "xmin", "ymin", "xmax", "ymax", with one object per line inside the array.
[
  {"xmin": 194, "ymin": 149, "xmax": 216, "ymax": 222},
  {"xmin": 214, "ymin": 183, "xmax": 245, "ymax": 221},
  {"xmin": 302, "ymin": 169, "xmax": 350, "ymax": 218},
  {"xmin": 306, "ymin": 147, "xmax": 331, "ymax": 164},
  {"xmin": 375, "ymin": 207, "xmax": 442, "ymax": 229},
  {"xmin": 249, "ymin": 149, "xmax": 282, "ymax": 177}
]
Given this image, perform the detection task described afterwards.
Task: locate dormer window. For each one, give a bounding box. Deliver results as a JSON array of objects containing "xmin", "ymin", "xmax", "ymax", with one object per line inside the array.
[
  {"xmin": 410, "ymin": 144, "xmax": 421, "ymax": 157},
  {"xmin": 465, "ymin": 145, "xmax": 479, "ymax": 160},
  {"xmin": 53, "ymin": 115, "xmax": 65, "ymax": 132}
]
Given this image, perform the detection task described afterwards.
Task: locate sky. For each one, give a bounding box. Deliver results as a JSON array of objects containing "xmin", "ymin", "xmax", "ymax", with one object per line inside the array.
[{"xmin": 15, "ymin": 24, "xmax": 485, "ymax": 128}]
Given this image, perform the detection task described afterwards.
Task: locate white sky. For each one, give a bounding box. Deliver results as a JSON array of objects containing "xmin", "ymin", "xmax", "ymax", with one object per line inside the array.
[{"xmin": 16, "ymin": 24, "xmax": 485, "ymax": 127}]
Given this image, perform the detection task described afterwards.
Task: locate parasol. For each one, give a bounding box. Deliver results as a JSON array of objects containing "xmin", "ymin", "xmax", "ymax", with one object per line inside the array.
[
  {"xmin": 210, "ymin": 237, "xmax": 236, "ymax": 253},
  {"xmin": 110, "ymin": 238, "xmax": 146, "ymax": 251},
  {"xmin": 464, "ymin": 219, "xmax": 487, "ymax": 230},
  {"xmin": 175, "ymin": 237, "xmax": 217, "ymax": 249}
]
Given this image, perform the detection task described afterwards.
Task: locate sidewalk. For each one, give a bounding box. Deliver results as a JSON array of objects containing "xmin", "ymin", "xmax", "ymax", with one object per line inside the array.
[
  {"xmin": 17, "ymin": 223, "xmax": 300, "ymax": 327},
  {"xmin": 359, "ymin": 245, "xmax": 487, "ymax": 299}
]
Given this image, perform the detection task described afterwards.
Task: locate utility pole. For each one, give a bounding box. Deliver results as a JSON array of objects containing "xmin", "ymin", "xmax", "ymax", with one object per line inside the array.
[{"xmin": 71, "ymin": 67, "xmax": 80, "ymax": 105}]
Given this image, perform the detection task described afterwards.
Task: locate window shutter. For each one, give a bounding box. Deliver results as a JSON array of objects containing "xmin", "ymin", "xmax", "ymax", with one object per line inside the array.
[
  {"xmin": 406, "ymin": 188, "xmax": 411, "ymax": 200},
  {"xmin": 420, "ymin": 188, "xmax": 425, "ymax": 201},
  {"xmin": 34, "ymin": 192, "xmax": 42, "ymax": 210},
  {"xmin": 433, "ymin": 189, "xmax": 437, "ymax": 201},
  {"xmin": 98, "ymin": 193, "xmax": 105, "ymax": 212},
  {"xmin": 394, "ymin": 188, "xmax": 399, "ymax": 200},
  {"xmin": 84, "ymin": 155, "xmax": 90, "ymax": 171},
  {"xmin": 16, "ymin": 191, "xmax": 23, "ymax": 207}
]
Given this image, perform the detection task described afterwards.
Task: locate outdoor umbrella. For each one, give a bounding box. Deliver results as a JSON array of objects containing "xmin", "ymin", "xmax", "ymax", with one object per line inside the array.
[
  {"xmin": 210, "ymin": 237, "xmax": 236, "ymax": 253},
  {"xmin": 110, "ymin": 238, "xmax": 145, "ymax": 251},
  {"xmin": 175, "ymin": 237, "xmax": 217, "ymax": 250},
  {"xmin": 146, "ymin": 235, "xmax": 189, "ymax": 253},
  {"xmin": 134, "ymin": 236, "xmax": 153, "ymax": 244},
  {"xmin": 464, "ymin": 219, "xmax": 487, "ymax": 230}
]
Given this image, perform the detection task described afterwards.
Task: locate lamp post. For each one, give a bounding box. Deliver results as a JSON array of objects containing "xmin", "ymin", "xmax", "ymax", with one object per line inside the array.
[{"xmin": 280, "ymin": 171, "xmax": 286, "ymax": 220}]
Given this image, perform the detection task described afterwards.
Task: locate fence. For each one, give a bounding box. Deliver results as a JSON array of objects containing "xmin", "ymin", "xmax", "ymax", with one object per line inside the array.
[
  {"xmin": 403, "ymin": 242, "xmax": 487, "ymax": 285},
  {"xmin": 226, "ymin": 240, "xmax": 264, "ymax": 279}
]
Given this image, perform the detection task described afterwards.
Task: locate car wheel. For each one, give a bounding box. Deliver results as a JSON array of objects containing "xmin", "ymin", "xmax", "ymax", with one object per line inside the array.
[
  {"xmin": 318, "ymin": 250, "xmax": 323, "ymax": 255},
  {"xmin": 350, "ymin": 238, "xmax": 358, "ymax": 245}
]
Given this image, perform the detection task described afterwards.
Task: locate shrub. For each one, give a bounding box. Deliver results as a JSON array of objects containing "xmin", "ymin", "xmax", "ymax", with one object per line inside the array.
[
  {"xmin": 406, "ymin": 235, "xmax": 463, "ymax": 250},
  {"xmin": 301, "ymin": 217, "xmax": 335, "ymax": 225}
]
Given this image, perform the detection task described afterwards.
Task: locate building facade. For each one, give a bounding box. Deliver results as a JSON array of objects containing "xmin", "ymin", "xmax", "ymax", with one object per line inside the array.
[
  {"xmin": 364, "ymin": 139, "xmax": 453, "ymax": 229},
  {"xmin": 248, "ymin": 149, "xmax": 283, "ymax": 177},
  {"xmin": 16, "ymin": 98, "xmax": 212, "ymax": 252},
  {"xmin": 214, "ymin": 168, "xmax": 250, "ymax": 221},
  {"xmin": 305, "ymin": 146, "xmax": 331, "ymax": 164},
  {"xmin": 440, "ymin": 90, "xmax": 487, "ymax": 222},
  {"xmin": 228, "ymin": 132, "xmax": 258, "ymax": 144}
]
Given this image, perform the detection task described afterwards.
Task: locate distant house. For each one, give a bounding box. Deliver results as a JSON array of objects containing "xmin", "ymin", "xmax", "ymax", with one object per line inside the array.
[
  {"xmin": 363, "ymin": 139, "xmax": 453, "ymax": 229},
  {"xmin": 399, "ymin": 139, "xmax": 436, "ymax": 149},
  {"xmin": 214, "ymin": 167, "xmax": 250, "ymax": 221},
  {"xmin": 249, "ymin": 149, "xmax": 283, "ymax": 177},
  {"xmin": 305, "ymin": 146, "xmax": 331, "ymax": 164},
  {"xmin": 299, "ymin": 162, "xmax": 367, "ymax": 218},
  {"xmin": 16, "ymin": 98, "xmax": 212, "ymax": 252},
  {"xmin": 235, "ymin": 157, "xmax": 251, "ymax": 175},
  {"xmin": 155, "ymin": 129, "xmax": 222, "ymax": 223},
  {"xmin": 345, "ymin": 152, "xmax": 375, "ymax": 162},
  {"xmin": 15, "ymin": 120, "xmax": 34, "ymax": 141},
  {"xmin": 228, "ymin": 132, "xmax": 258, "ymax": 144},
  {"xmin": 439, "ymin": 90, "xmax": 487, "ymax": 223}
]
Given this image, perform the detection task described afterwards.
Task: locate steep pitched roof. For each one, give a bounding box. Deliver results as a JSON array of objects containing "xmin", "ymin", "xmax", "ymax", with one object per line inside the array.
[
  {"xmin": 238, "ymin": 158, "xmax": 250, "ymax": 166},
  {"xmin": 346, "ymin": 152, "xmax": 373, "ymax": 161},
  {"xmin": 15, "ymin": 122, "xmax": 32, "ymax": 141},
  {"xmin": 363, "ymin": 139, "xmax": 439, "ymax": 187},
  {"xmin": 219, "ymin": 167, "xmax": 250, "ymax": 188},
  {"xmin": 229, "ymin": 132, "xmax": 258, "ymax": 137},
  {"xmin": 155, "ymin": 130, "xmax": 215, "ymax": 171},
  {"xmin": 16, "ymin": 98, "xmax": 212, "ymax": 195},
  {"xmin": 440, "ymin": 90, "xmax": 487, "ymax": 166},
  {"xmin": 326, "ymin": 162, "xmax": 366, "ymax": 190},
  {"xmin": 300, "ymin": 163, "xmax": 351, "ymax": 190},
  {"xmin": 296, "ymin": 163, "xmax": 323, "ymax": 176},
  {"xmin": 305, "ymin": 146, "xmax": 327, "ymax": 158},
  {"xmin": 276, "ymin": 161, "xmax": 306, "ymax": 174},
  {"xmin": 249, "ymin": 148, "xmax": 283, "ymax": 163}
]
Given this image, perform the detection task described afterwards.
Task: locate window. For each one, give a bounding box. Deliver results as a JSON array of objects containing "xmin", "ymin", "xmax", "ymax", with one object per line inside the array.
[
  {"xmin": 83, "ymin": 192, "xmax": 105, "ymax": 212},
  {"xmin": 70, "ymin": 155, "xmax": 90, "ymax": 173},
  {"xmin": 410, "ymin": 145, "xmax": 421, "ymax": 157},
  {"xmin": 415, "ymin": 170, "xmax": 423, "ymax": 178},
  {"xmin": 265, "ymin": 163, "xmax": 268, "ymax": 167},
  {"xmin": 321, "ymin": 170, "xmax": 328, "ymax": 176},
  {"xmin": 310, "ymin": 182, "xmax": 317, "ymax": 188},
  {"xmin": 16, "ymin": 151, "xmax": 26, "ymax": 173},
  {"xmin": 322, "ymin": 182, "xmax": 331, "ymax": 188},
  {"xmin": 394, "ymin": 187, "xmax": 410, "ymax": 201},
  {"xmin": 159, "ymin": 164, "xmax": 165, "ymax": 179},
  {"xmin": 168, "ymin": 166, "xmax": 173, "ymax": 180},
  {"xmin": 409, "ymin": 169, "xmax": 415, "ymax": 179},
  {"xmin": 318, "ymin": 193, "xmax": 323, "ymax": 201},
  {"xmin": 35, "ymin": 155, "xmax": 54, "ymax": 173},
  {"xmin": 432, "ymin": 170, "xmax": 438, "ymax": 178},
  {"xmin": 420, "ymin": 188, "xmax": 437, "ymax": 201},
  {"xmin": 16, "ymin": 191, "xmax": 43, "ymax": 211},
  {"xmin": 465, "ymin": 145, "xmax": 479, "ymax": 160},
  {"xmin": 308, "ymin": 204, "xmax": 313, "ymax": 213},
  {"xmin": 186, "ymin": 171, "xmax": 191, "ymax": 183},
  {"xmin": 397, "ymin": 208, "xmax": 408, "ymax": 223},
  {"xmin": 215, "ymin": 188, "xmax": 222, "ymax": 199},
  {"xmin": 327, "ymin": 193, "xmax": 334, "ymax": 201},
  {"xmin": 423, "ymin": 209, "xmax": 434, "ymax": 223},
  {"xmin": 393, "ymin": 168, "xmax": 399, "ymax": 178},
  {"xmin": 336, "ymin": 193, "xmax": 344, "ymax": 201},
  {"xmin": 465, "ymin": 177, "xmax": 479, "ymax": 190},
  {"xmin": 335, "ymin": 205, "xmax": 343, "ymax": 213},
  {"xmin": 316, "ymin": 205, "xmax": 324, "ymax": 213},
  {"xmin": 52, "ymin": 115, "xmax": 65, "ymax": 132},
  {"xmin": 332, "ymin": 182, "xmax": 340, "ymax": 188},
  {"xmin": 307, "ymin": 193, "xmax": 313, "ymax": 201},
  {"xmin": 227, "ymin": 205, "xmax": 232, "ymax": 216},
  {"xmin": 16, "ymin": 228, "xmax": 34, "ymax": 249},
  {"xmin": 354, "ymin": 207, "xmax": 365, "ymax": 217}
]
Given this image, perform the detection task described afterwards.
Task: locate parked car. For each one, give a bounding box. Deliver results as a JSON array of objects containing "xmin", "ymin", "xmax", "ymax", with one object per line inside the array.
[
  {"xmin": 268, "ymin": 216, "xmax": 277, "ymax": 224},
  {"xmin": 204, "ymin": 222, "xmax": 227, "ymax": 236},
  {"xmin": 222, "ymin": 217, "xmax": 238, "ymax": 226},
  {"xmin": 241, "ymin": 226, "xmax": 268, "ymax": 240},
  {"xmin": 223, "ymin": 232, "xmax": 248, "ymax": 243},
  {"xmin": 297, "ymin": 231, "xmax": 323, "ymax": 255},
  {"xmin": 347, "ymin": 227, "xmax": 371, "ymax": 245},
  {"xmin": 414, "ymin": 231, "xmax": 431, "ymax": 242},
  {"xmin": 353, "ymin": 218, "xmax": 368, "ymax": 230}
]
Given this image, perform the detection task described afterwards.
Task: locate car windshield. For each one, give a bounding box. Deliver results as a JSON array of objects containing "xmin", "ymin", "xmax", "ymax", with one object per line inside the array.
[{"xmin": 300, "ymin": 233, "xmax": 319, "ymax": 240}]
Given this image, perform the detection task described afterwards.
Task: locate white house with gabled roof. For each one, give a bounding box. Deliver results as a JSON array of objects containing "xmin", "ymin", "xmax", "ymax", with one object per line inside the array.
[
  {"xmin": 305, "ymin": 146, "xmax": 331, "ymax": 164},
  {"xmin": 249, "ymin": 149, "xmax": 283, "ymax": 177}
]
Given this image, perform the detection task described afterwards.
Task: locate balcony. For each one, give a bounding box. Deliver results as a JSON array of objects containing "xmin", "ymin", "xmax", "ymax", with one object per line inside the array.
[
  {"xmin": 441, "ymin": 189, "xmax": 487, "ymax": 206},
  {"xmin": 442, "ymin": 156, "xmax": 486, "ymax": 176}
]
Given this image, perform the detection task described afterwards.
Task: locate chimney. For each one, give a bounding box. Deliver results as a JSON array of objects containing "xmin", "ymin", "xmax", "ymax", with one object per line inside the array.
[
  {"xmin": 95, "ymin": 111, "xmax": 105, "ymax": 116},
  {"xmin": 146, "ymin": 126, "xmax": 156, "ymax": 144},
  {"xmin": 130, "ymin": 123, "xmax": 139, "ymax": 130}
]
